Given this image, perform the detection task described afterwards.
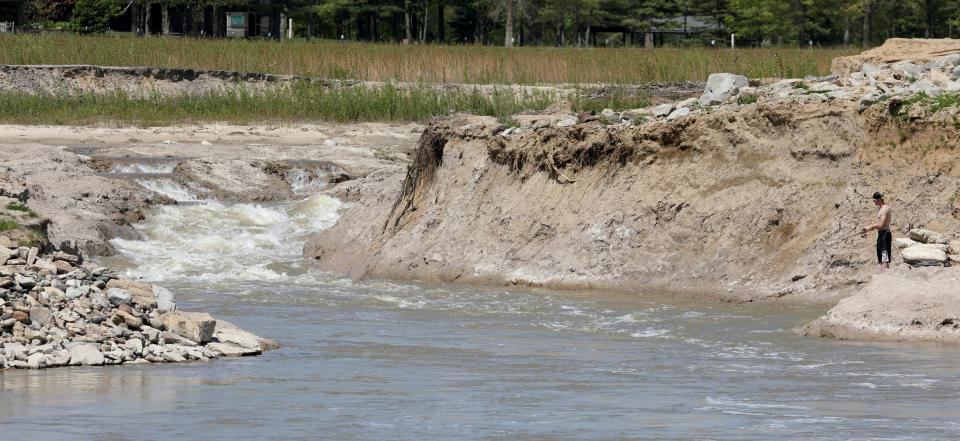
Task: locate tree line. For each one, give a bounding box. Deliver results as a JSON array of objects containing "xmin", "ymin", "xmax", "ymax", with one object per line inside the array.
[{"xmin": 12, "ymin": 0, "xmax": 960, "ymax": 47}]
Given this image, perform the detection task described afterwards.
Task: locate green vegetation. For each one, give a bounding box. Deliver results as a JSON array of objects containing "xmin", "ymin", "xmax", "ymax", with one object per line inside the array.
[
  {"xmin": 0, "ymin": 218, "xmax": 20, "ymax": 232},
  {"xmin": 0, "ymin": 83, "xmax": 642, "ymax": 125},
  {"xmin": 737, "ymin": 94, "xmax": 758, "ymax": 105},
  {"xmin": 10, "ymin": 0, "xmax": 960, "ymax": 48},
  {"xmin": 4, "ymin": 202, "xmax": 37, "ymax": 218},
  {"xmin": 0, "ymin": 34, "xmax": 852, "ymax": 85}
]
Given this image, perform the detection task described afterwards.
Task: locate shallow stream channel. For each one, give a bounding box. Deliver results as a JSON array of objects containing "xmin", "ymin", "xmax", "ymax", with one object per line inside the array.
[{"xmin": 2, "ymin": 166, "xmax": 959, "ymax": 440}]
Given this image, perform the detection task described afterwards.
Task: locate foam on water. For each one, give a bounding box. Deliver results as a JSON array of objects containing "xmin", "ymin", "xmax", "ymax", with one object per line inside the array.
[
  {"xmin": 109, "ymin": 194, "xmax": 342, "ymax": 284},
  {"xmin": 286, "ymin": 168, "xmax": 330, "ymax": 195},
  {"xmin": 112, "ymin": 163, "xmax": 177, "ymax": 174},
  {"xmin": 135, "ymin": 178, "xmax": 199, "ymax": 202}
]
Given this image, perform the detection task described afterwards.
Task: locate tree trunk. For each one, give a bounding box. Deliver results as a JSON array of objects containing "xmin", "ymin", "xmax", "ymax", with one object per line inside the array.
[
  {"xmin": 144, "ymin": 3, "xmax": 152, "ymax": 35},
  {"xmin": 307, "ymin": 12, "xmax": 314, "ymax": 39},
  {"xmin": 421, "ymin": 2, "xmax": 428, "ymax": 43},
  {"xmin": 132, "ymin": 3, "xmax": 141, "ymax": 34},
  {"xmin": 405, "ymin": 1, "xmax": 413, "ymax": 43},
  {"xmin": 862, "ymin": 0, "xmax": 871, "ymax": 48},
  {"xmin": 504, "ymin": 0, "xmax": 514, "ymax": 47},
  {"xmin": 162, "ymin": 5, "xmax": 169, "ymax": 35},
  {"xmin": 437, "ymin": 2, "xmax": 445, "ymax": 43}
]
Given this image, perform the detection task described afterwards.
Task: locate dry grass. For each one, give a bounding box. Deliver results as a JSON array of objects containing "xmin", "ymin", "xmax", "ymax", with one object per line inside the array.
[{"xmin": 0, "ymin": 34, "xmax": 857, "ymax": 85}]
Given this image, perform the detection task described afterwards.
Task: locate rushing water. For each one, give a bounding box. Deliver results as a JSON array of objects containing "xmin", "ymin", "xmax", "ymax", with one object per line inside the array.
[{"xmin": 2, "ymin": 173, "xmax": 960, "ymax": 440}]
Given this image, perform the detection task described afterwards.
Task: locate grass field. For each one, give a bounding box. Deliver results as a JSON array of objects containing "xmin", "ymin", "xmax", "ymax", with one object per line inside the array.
[
  {"xmin": 0, "ymin": 34, "xmax": 857, "ymax": 85},
  {"xmin": 0, "ymin": 83, "xmax": 642, "ymax": 126}
]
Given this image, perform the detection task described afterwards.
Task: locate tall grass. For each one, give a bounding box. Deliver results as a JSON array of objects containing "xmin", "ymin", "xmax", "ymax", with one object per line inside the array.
[
  {"xmin": 0, "ymin": 34, "xmax": 856, "ymax": 85},
  {"xmin": 0, "ymin": 83, "xmax": 596, "ymax": 126}
]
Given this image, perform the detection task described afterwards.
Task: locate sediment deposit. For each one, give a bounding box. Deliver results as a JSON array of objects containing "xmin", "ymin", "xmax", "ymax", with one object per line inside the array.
[{"xmin": 306, "ymin": 40, "xmax": 960, "ymax": 343}]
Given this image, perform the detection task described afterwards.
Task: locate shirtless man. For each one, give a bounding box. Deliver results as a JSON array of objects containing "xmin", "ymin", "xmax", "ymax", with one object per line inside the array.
[{"xmin": 861, "ymin": 192, "xmax": 893, "ymax": 269}]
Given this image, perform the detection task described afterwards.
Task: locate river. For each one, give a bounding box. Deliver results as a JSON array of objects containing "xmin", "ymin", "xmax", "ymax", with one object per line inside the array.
[{"xmin": 1, "ymin": 177, "xmax": 958, "ymax": 440}]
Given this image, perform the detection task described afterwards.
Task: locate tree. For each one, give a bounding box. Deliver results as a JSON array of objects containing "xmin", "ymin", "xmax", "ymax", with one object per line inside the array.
[{"xmin": 71, "ymin": 0, "xmax": 121, "ymax": 33}]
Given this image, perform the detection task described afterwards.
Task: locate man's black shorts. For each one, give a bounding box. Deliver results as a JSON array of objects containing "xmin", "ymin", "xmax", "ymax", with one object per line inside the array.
[{"xmin": 877, "ymin": 229, "xmax": 892, "ymax": 264}]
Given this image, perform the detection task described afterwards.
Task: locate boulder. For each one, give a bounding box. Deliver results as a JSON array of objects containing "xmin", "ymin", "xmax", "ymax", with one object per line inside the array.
[
  {"xmin": 51, "ymin": 251, "xmax": 80, "ymax": 264},
  {"xmin": 949, "ymin": 240, "xmax": 960, "ymax": 255},
  {"xmin": 160, "ymin": 311, "xmax": 217, "ymax": 343},
  {"xmin": 26, "ymin": 352, "xmax": 46, "ymax": 369},
  {"xmin": 65, "ymin": 285, "xmax": 90, "ymax": 300},
  {"xmin": 909, "ymin": 78, "xmax": 941, "ymax": 97},
  {"xmin": 68, "ymin": 343, "xmax": 105, "ymax": 366},
  {"xmin": 902, "ymin": 245, "xmax": 948, "ymax": 265},
  {"xmin": 909, "ymin": 228, "xmax": 949, "ymax": 244},
  {"xmin": 699, "ymin": 73, "xmax": 749, "ymax": 107},
  {"xmin": 0, "ymin": 246, "xmax": 16, "ymax": 264},
  {"xmin": 210, "ymin": 320, "xmax": 264, "ymax": 356},
  {"xmin": 153, "ymin": 285, "xmax": 177, "ymax": 313},
  {"xmin": 555, "ymin": 116, "xmax": 578, "ymax": 127},
  {"xmin": 104, "ymin": 288, "xmax": 132, "ymax": 305},
  {"xmin": 29, "ymin": 308, "xmax": 52, "ymax": 327},
  {"xmin": 114, "ymin": 310, "xmax": 143, "ymax": 329},
  {"xmin": 106, "ymin": 279, "xmax": 157, "ymax": 308},
  {"xmin": 52, "ymin": 260, "xmax": 74, "ymax": 274},
  {"xmin": 894, "ymin": 237, "xmax": 920, "ymax": 249},
  {"xmin": 0, "ymin": 236, "xmax": 14, "ymax": 248},
  {"xmin": 651, "ymin": 103, "xmax": 674, "ymax": 117},
  {"xmin": 666, "ymin": 107, "xmax": 691, "ymax": 121}
]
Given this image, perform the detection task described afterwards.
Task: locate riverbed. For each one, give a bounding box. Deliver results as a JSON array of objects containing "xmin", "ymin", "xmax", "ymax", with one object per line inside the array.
[{"xmin": 1, "ymin": 188, "xmax": 958, "ymax": 440}]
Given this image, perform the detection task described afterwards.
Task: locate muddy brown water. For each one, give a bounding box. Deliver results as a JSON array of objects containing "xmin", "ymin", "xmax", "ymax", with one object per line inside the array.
[{"xmin": 1, "ymin": 176, "xmax": 958, "ymax": 440}]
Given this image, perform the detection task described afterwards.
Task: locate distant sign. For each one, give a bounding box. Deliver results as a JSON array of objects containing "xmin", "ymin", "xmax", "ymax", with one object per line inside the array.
[{"xmin": 226, "ymin": 13, "xmax": 246, "ymax": 38}]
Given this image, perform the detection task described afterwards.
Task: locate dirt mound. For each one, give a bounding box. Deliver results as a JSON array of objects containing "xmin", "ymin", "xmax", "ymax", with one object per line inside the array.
[
  {"xmin": 832, "ymin": 38, "xmax": 960, "ymax": 76},
  {"xmin": 802, "ymin": 268, "xmax": 960, "ymax": 343},
  {"xmin": 305, "ymin": 97, "xmax": 960, "ymax": 302}
]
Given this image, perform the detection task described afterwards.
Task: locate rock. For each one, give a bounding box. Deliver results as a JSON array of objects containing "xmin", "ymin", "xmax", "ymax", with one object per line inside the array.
[
  {"xmin": 153, "ymin": 285, "xmax": 177, "ymax": 313},
  {"xmin": 555, "ymin": 116, "xmax": 578, "ymax": 128},
  {"xmin": 0, "ymin": 236, "xmax": 14, "ymax": 248},
  {"xmin": 651, "ymin": 103, "xmax": 674, "ymax": 117},
  {"xmin": 666, "ymin": 107, "xmax": 691, "ymax": 121},
  {"xmin": 902, "ymin": 245, "xmax": 948, "ymax": 265},
  {"xmin": 26, "ymin": 352, "xmax": 46, "ymax": 369},
  {"xmin": 12, "ymin": 310, "xmax": 29, "ymax": 324},
  {"xmin": 699, "ymin": 73, "xmax": 749, "ymax": 107},
  {"xmin": 68, "ymin": 343, "xmax": 105, "ymax": 366},
  {"xmin": 53, "ymin": 260, "xmax": 74, "ymax": 274},
  {"xmin": 600, "ymin": 108, "xmax": 618, "ymax": 120},
  {"xmin": 206, "ymin": 342, "xmax": 254, "ymax": 357},
  {"xmin": 25, "ymin": 247, "xmax": 38, "ymax": 265},
  {"xmin": 211, "ymin": 320, "xmax": 265, "ymax": 356},
  {"xmin": 90, "ymin": 292, "xmax": 111, "ymax": 310},
  {"xmin": 29, "ymin": 308, "xmax": 52, "ymax": 327},
  {"xmin": 123, "ymin": 338, "xmax": 144, "ymax": 354},
  {"xmin": 45, "ymin": 350, "xmax": 71, "ymax": 367},
  {"xmin": 114, "ymin": 310, "xmax": 143, "ymax": 329},
  {"xmin": 105, "ymin": 288, "xmax": 132, "ymax": 305},
  {"xmin": 106, "ymin": 279, "xmax": 156, "ymax": 308},
  {"xmin": 14, "ymin": 274, "xmax": 36, "ymax": 289},
  {"xmin": 160, "ymin": 311, "xmax": 216, "ymax": 343},
  {"xmin": 862, "ymin": 62, "xmax": 884, "ymax": 75},
  {"xmin": 948, "ymin": 240, "xmax": 960, "ymax": 255},
  {"xmin": 894, "ymin": 237, "xmax": 920, "ymax": 249},
  {"xmin": 909, "ymin": 78, "xmax": 941, "ymax": 97},
  {"xmin": 51, "ymin": 251, "xmax": 80, "ymax": 264},
  {"xmin": 65, "ymin": 285, "xmax": 90, "ymax": 299},
  {"xmin": 676, "ymin": 97, "xmax": 699, "ymax": 109},
  {"xmin": 3, "ymin": 342, "xmax": 27, "ymax": 358},
  {"xmin": 909, "ymin": 228, "xmax": 949, "ymax": 244},
  {"xmin": 0, "ymin": 246, "xmax": 16, "ymax": 264}
]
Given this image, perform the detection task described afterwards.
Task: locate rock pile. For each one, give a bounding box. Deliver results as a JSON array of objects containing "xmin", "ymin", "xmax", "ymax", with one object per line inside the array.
[
  {"xmin": 0, "ymin": 243, "xmax": 276, "ymax": 370},
  {"xmin": 895, "ymin": 228, "xmax": 960, "ymax": 266}
]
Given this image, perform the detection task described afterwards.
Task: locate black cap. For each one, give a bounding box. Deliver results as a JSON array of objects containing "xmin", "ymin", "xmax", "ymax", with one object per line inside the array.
[{"xmin": 872, "ymin": 192, "xmax": 883, "ymax": 200}]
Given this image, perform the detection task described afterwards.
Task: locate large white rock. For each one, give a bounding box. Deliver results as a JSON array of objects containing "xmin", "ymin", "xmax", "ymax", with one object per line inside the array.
[
  {"xmin": 105, "ymin": 288, "xmax": 132, "ymax": 305},
  {"xmin": 909, "ymin": 228, "xmax": 949, "ymax": 245},
  {"xmin": 160, "ymin": 311, "xmax": 217, "ymax": 343},
  {"xmin": 902, "ymin": 245, "xmax": 948, "ymax": 265},
  {"xmin": 651, "ymin": 103, "xmax": 674, "ymax": 117},
  {"xmin": 666, "ymin": 107, "xmax": 691, "ymax": 121},
  {"xmin": 894, "ymin": 237, "xmax": 920, "ymax": 249},
  {"xmin": 68, "ymin": 343, "xmax": 105, "ymax": 366},
  {"xmin": 699, "ymin": 73, "xmax": 749, "ymax": 107},
  {"xmin": 153, "ymin": 285, "xmax": 177, "ymax": 313}
]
